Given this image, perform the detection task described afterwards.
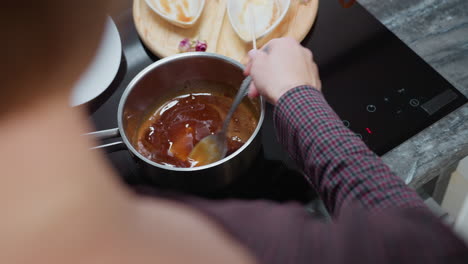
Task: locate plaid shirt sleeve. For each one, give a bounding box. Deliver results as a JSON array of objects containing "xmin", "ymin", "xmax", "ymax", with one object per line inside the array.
[{"xmin": 273, "ymin": 86, "xmax": 426, "ymax": 215}]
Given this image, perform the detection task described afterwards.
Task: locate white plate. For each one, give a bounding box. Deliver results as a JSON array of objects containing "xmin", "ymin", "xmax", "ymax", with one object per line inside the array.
[{"xmin": 70, "ymin": 17, "xmax": 122, "ymax": 107}]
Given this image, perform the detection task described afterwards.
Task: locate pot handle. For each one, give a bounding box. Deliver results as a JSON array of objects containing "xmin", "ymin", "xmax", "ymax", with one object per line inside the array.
[
  {"xmin": 87, "ymin": 128, "xmax": 120, "ymax": 140},
  {"xmin": 86, "ymin": 128, "xmax": 127, "ymax": 153}
]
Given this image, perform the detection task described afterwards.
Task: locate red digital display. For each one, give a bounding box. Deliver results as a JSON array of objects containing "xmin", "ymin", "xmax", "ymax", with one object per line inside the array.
[{"xmin": 366, "ymin": 128, "xmax": 373, "ymax": 134}]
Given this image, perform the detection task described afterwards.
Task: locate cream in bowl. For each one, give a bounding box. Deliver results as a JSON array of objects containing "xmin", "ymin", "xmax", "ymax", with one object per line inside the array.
[
  {"xmin": 228, "ymin": 0, "xmax": 291, "ymax": 42},
  {"xmin": 145, "ymin": 0, "xmax": 206, "ymax": 28}
]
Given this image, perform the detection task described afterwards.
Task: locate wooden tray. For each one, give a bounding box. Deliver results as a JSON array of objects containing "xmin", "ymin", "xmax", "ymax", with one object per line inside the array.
[{"xmin": 134, "ymin": 0, "xmax": 319, "ymax": 63}]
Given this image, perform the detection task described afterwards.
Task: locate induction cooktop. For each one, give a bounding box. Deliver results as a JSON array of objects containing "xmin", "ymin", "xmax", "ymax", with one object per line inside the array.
[
  {"xmin": 90, "ymin": 0, "xmax": 467, "ymax": 200},
  {"xmin": 305, "ymin": 0, "xmax": 467, "ymax": 155}
]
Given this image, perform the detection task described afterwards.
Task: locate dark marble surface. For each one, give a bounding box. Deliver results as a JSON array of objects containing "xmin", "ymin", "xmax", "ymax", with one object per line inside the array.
[{"xmin": 359, "ymin": 0, "xmax": 468, "ymax": 187}]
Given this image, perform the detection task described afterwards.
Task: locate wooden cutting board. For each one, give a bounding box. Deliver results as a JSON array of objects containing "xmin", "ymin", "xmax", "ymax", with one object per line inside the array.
[{"xmin": 134, "ymin": 0, "xmax": 319, "ymax": 63}]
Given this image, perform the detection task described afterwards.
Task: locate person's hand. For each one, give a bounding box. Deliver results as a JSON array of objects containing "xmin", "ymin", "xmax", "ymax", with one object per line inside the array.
[{"xmin": 244, "ymin": 37, "xmax": 322, "ymax": 104}]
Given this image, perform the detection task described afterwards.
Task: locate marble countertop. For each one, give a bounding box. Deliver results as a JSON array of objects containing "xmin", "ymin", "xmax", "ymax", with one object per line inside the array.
[{"xmin": 359, "ymin": 0, "xmax": 468, "ymax": 188}]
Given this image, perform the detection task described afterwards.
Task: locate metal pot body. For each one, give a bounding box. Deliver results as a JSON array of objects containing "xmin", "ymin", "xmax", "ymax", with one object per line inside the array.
[
  {"xmin": 132, "ymin": 133, "xmax": 262, "ymax": 193},
  {"xmin": 105, "ymin": 53, "xmax": 265, "ymax": 193}
]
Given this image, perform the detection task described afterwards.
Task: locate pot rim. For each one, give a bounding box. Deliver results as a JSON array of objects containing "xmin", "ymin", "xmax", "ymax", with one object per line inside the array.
[{"xmin": 117, "ymin": 52, "xmax": 266, "ymax": 172}]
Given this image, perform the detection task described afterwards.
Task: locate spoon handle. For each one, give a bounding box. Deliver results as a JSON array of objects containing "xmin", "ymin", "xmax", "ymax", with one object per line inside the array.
[{"xmin": 221, "ymin": 76, "xmax": 252, "ymax": 133}]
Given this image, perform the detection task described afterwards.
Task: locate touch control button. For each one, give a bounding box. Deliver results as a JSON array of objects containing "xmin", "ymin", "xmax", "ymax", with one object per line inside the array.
[
  {"xmin": 410, "ymin": 99, "xmax": 420, "ymax": 107},
  {"xmin": 366, "ymin": 105, "xmax": 377, "ymax": 113},
  {"xmin": 343, "ymin": 120, "xmax": 350, "ymax": 128},
  {"xmin": 356, "ymin": 134, "xmax": 363, "ymax": 139}
]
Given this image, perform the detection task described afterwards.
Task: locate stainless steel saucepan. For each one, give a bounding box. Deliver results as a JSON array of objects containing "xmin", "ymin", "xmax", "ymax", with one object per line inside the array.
[{"xmin": 88, "ymin": 53, "xmax": 265, "ymax": 193}]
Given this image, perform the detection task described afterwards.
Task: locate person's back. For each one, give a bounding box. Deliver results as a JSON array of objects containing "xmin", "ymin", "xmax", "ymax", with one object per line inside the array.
[
  {"xmin": 0, "ymin": 1, "xmax": 255, "ymax": 263},
  {"xmin": 1, "ymin": 1, "xmax": 467, "ymax": 263}
]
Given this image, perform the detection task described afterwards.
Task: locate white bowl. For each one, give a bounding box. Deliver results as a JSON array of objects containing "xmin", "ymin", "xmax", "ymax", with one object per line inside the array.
[
  {"xmin": 70, "ymin": 17, "xmax": 122, "ymax": 107},
  {"xmin": 145, "ymin": 0, "xmax": 206, "ymax": 28},
  {"xmin": 227, "ymin": 0, "xmax": 291, "ymax": 42}
]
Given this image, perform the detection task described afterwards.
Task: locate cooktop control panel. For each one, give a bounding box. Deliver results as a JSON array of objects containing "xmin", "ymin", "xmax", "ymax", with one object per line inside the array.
[{"xmin": 338, "ymin": 87, "xmax": 460, "ymax": 154}]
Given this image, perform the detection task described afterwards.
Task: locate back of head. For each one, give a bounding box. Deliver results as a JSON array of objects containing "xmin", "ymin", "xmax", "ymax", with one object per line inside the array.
[{"xmin": 0, "ymin": 0, "xmax": 109, "ymax": 115}]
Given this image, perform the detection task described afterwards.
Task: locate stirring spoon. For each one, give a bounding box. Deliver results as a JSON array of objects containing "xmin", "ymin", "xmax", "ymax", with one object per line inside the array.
[
  {"xmin": 187, "ymin": 77, "xmax": 252, "ymax": 166},
  {"xmin": 188, "ymin": 9, "xmax": 258, "ymax": 167}
]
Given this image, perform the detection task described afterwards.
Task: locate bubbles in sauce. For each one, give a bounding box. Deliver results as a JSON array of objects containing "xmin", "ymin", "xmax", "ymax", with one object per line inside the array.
[{"xmin": 135, "ymin": 93, "xmax": 258, "ymax": 168}]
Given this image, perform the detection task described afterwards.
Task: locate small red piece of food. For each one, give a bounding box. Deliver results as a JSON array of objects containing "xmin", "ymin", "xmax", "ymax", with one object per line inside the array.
[{"xmin": 178, "ymin": 38, "xmax": 191, "ymax": 53}]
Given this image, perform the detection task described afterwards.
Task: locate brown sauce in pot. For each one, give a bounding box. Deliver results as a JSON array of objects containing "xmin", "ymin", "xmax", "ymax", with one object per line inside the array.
[{"xmin": 135, "ymin": 92, "xmax": 258, "ymax": 168}]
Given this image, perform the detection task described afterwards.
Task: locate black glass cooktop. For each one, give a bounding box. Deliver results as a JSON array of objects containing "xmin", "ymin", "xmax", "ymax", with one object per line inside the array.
[
  {"xmin": 306, "ymin": 0, "xmax": 466, "ymax": 156},
  {"xmin": 90, "ymin": 0, "xmax": 467, "ymax": 200}
]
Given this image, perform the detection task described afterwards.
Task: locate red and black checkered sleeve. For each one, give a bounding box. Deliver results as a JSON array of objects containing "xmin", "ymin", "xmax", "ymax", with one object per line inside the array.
[{"xmin": 273, "ymin": 86, "xmax": 426, "ymax": 215}]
